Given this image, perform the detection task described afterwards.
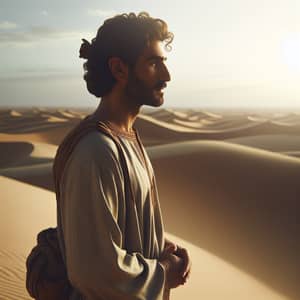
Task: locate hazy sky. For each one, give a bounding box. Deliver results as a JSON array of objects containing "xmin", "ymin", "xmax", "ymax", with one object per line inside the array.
[{"xmin": 1, "ymin": 0, "xmax": 300, "ymax": 108}]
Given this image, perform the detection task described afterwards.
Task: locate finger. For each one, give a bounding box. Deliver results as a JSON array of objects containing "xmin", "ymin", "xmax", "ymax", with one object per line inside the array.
[
  {"xmin": 183, "ymin": 262, "xmax": 192, "ymax": 279},
  {"xmin": 183, "ymin": 269, "xmax": 191, "ymax": 281},
  {"xmin": 183, "ymin": 251, "xmax": 191, "ymax": 277},
  {"xmin": 177, "ymin": 277, "xmax": 185, "ymax": 286},
  {"xmin": 165, "ymin": 244, "xmax": 176, "ymax": 254},
  {"xmin": 160, "ymin": 244, "xmax": 177, "ymax": 260},
  {"xmin": 179, "ymin": 276, "xmax": 187, "ymax": 286},
  {"xmin": 176, "ymin": 248, "xmax": 191, "ymax": 277},
  {"xmin": 183, "ymin": 270, "xmax": 189, "ymax": 278},
  {"xmin": 165, "ymin": 241, "xmax": 177, "ymax": 252}
]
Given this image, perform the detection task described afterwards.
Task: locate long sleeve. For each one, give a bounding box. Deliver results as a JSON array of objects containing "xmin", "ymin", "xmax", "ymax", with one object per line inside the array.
[{"xmin": 58, "ymin": 132, "xmax": 166, "ymax": 300}]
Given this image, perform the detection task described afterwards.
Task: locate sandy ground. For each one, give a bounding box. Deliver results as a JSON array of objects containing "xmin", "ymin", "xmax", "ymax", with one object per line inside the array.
[{"xmin": 0, "ymin": 107, "xmax": 299, "ymax": 300}]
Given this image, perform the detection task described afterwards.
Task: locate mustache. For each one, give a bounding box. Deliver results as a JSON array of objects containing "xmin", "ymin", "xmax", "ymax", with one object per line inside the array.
[{"xmin": 154, "ymin": 82, "xmax": 167, "ymax": 89}]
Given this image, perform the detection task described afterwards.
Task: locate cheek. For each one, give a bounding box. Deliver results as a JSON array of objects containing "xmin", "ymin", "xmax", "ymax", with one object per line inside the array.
[
  {"xmin": 138, "ymin": 65, "xmax": 157, "ymax": 78},
  {"xmin": 133, "ymin": 67, "xmax": 158, "ymax": 89}
]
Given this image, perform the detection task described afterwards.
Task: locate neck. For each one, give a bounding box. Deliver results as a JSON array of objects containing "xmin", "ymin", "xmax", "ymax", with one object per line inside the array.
[{"xmin": 91, "ymin": 90, "xmax": 141, "ymax": 133}]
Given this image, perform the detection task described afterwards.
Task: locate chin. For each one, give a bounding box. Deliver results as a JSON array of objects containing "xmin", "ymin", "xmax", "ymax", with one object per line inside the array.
[
  {"xmin": 141, "ymin": 93, "xmax": 164, "ymax": 108},
  {"xmin": 151, "ymin": 96, "xmax": 164, "ymax": 107}
]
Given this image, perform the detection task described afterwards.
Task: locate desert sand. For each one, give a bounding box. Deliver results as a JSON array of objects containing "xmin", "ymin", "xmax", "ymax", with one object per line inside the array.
[{"xmin": 0, "ymin": 107, "xmax": 299, "ymax": 300}]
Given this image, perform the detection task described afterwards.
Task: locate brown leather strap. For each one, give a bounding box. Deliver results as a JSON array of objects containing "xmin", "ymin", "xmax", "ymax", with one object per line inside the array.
[{"xmin": 53, "ymin": 116, "xmax": 135, "ymax": 205}]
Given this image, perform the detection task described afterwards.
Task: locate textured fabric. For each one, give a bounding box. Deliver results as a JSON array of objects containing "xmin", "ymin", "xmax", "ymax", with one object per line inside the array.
[{"xmin": 55, "ymin": 117, "xmax": 167, "ymax": 300}]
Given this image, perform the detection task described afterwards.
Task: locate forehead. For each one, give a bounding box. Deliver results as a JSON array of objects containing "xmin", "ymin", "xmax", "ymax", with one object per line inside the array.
[{"xmin": 138, "ymin": 40, "xmax": 167, "ymax": 62}]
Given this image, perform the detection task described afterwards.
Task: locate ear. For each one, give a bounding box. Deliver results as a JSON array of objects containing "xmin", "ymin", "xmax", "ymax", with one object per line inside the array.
[{"xmin": 108, "ymin": 57, "xmax": 129, "ymax": 84}]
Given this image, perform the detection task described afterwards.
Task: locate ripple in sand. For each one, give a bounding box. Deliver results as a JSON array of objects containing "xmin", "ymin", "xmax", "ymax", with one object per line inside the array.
[{"xmin": 0, "ymin": 249, "xmax": 30, "ymax": 300}]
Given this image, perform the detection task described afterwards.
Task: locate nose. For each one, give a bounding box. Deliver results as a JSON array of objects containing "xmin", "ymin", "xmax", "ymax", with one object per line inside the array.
[{"xmin": 161, "ymin": 62, "xmax": 171, "ymax": 82}]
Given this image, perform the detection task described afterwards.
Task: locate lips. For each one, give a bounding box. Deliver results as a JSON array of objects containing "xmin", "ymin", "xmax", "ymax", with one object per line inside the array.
[
  {"xmin": 154, "ymin": 85, "xmax": 166, "ymax": 93},
  {"xmin": 154, "ymin": 89, "xmax": 164, "ymax": 97},
  {"xmin": 153, "ymin": 83, "xmax": 166, "ymax": 97},
  {"xmin": 155, "ymin": 83, "xmax": 167, "ymax": 90}
]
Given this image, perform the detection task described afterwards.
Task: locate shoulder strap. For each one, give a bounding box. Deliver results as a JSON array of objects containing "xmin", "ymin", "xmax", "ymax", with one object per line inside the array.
[{"xmin": 53, "ymin": 116, "xmax": 134, "ymax": 204}]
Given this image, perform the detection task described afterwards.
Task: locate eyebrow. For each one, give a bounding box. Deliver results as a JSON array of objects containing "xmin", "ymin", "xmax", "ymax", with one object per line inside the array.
[{"xmin": 146, "ymin": 55, "xmax": 167, "ymax": 62}]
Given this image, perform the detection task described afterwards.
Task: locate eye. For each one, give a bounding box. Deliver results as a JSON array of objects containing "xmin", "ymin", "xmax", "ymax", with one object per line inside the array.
[{"xmin": 150, "ymin": 60, "xmax": 158, "ymax": 67}]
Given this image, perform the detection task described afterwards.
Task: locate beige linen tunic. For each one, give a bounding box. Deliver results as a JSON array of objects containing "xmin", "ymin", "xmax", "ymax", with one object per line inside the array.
[{"xmin": 56, "ymin": 124, "xmax": 167, "ymax": 300}]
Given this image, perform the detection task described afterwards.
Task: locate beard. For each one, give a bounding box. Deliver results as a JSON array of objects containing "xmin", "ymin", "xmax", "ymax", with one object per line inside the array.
[{"xmin": 125, "ymin": 70, "xmax": 165, "ymax": 108}]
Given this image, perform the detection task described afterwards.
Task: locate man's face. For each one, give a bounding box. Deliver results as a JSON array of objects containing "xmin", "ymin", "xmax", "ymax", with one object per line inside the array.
[{"xmin": 125, "ymin": 40, "xmax": 171, "ymax": 107}]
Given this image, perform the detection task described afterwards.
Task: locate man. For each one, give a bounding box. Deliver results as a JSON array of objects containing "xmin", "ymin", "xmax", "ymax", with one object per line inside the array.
[{"xmin": 56, "ymin": 12, "xmax": 191, "ymax": 300}]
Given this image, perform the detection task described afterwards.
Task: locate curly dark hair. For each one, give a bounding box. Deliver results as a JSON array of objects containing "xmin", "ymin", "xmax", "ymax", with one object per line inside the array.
[{"xmin": 80, "ymin": 12, "xmax": 174, "ymax": 98}]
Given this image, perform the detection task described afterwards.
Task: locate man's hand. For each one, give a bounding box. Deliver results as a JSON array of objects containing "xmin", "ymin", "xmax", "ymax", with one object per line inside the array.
[
  {"xmin": 164, "ymin": 238, "xmax": 192, "ymax": 282},
  {"xmin": 159, "ymin": 244, "xmax": 184, "ymax": 289},
  {"xmin": 159, "ymin": 239, "xmax": 192, "ymax": 288},
  {"xmin": 173, "ymin": 245, "xmax": 192, "ymax": 283}
]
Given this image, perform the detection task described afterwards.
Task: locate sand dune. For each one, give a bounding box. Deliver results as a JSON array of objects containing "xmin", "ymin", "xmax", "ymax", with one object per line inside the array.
[
  {"xmin": 256, "ymin": 112, "xmax": 300, "ymax": 126},
  {"xmin": 0, "ymin": 107, "xmax": 300, "ymax": 300},
  {"xmin": 0, "ymin": 175, "xmax": 292, "ymax": 300},
  {"xmin": 0, "ymin": 108, "xmax": 81, "ymax": 133},
  {"xmin": 226, "ymin": 134, "xmax": 300, "ymax": 153},
  {"xmin": 0, "ymin": 142, "xmax": 34, "ymax": 169},
  {"xmin": 0, "ymin": 117, "xmax": 74, "ymax": 134},
  {"xmin": 146, "ymin": 108, "xmax": 222, "ymax": 121},
  {"xmin": 0, "ymin": 176, "xmax": 56, "ymax": 300},
  {"xmin": 1, "ymin": 108, "xmax": 300, "ymax": 146},
  {"xmin": 167, "ymin": 233, "xmax": 289, "ymax": 300},
  {"xmin": 0, "ymin": 142, "xmax": 56, "ymax": 169},
  {"xmin": 0, "ymin": 123, "xmax": 76, "ymax": 145},
  {"xmin": 149, "ymin": 141, "xmax": 300, "ymax": 299},
  {"xmin": 135, "ymin": 114, "xmax": 300, "ymax": 146},
  {"xmin": 185, "ymin": 109, "xmax": 222, "ymax": 120},
  {"xmin": 281, "ymin": 151, "xmax": 300, "ymax": 158},
  {"xmin": 0, "ymin": 163, "xmax": 54, "ymax": 190}
]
